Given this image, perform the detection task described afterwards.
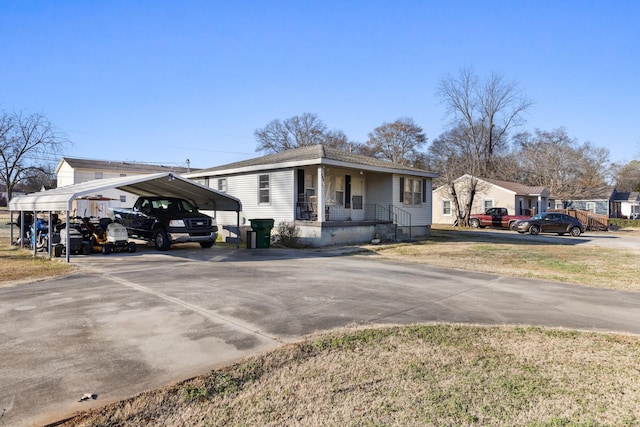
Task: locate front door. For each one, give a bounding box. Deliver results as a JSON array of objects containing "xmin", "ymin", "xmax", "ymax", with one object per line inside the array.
[{"xmin": 351, "ymin": 178, "xmax": 364, "ymax": 220}]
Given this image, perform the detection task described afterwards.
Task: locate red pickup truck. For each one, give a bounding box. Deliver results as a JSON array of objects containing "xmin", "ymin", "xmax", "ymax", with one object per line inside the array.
[{"xmin": 468, "ymin": 207, "xmax": 530, "ymax": 230}]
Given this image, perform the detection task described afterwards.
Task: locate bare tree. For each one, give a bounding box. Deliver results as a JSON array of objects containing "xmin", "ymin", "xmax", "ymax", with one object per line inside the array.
[
  {"xmin": 612, "ymin": 160, "xmax": 640, "ymax": 192},
  {"xmin": 428, "ymin": 125, "xmax": 491, "ymax": 225},
  {"xmin": 365, "ymin": 117, "xmax": 427, "ymax": 166},
  {"xmin": 433, "ymin": 68, "xmax": 533, "ymax": 225},
  {"xmin": 437, "ymin": 67, "xmax": 533, "ymax": 177},
  {"xmin": 0, "ymin": 110, "xmax": 68, "ymax": 200},
  {"xmin": 515, "ymin": 128, "xmax": 611, "ymax": 199},
  {"xmin": 255, "ymin": 113, "xmax": 356, "ymax": 153}
]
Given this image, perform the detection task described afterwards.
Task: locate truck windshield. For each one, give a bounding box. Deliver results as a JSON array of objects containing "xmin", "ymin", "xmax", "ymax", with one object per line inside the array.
[{"xmin": 150, "ymin": 199, "xmax": 196, "ymax": 212}]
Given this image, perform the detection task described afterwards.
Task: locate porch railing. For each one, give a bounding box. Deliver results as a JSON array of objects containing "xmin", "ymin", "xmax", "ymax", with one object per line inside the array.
[
  {"xmin": 295, "ymin": 202, "xmax": 412, "ymax": 234},
  {"xmin": 297, "ymin": 202, "xmax": 404, "ymax": 222}
]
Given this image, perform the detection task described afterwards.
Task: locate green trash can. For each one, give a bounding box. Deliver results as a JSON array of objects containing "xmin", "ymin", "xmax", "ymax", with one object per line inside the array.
[{"xmin": 249, "ymin": 219, "xmax": 274, "ymax": 248}]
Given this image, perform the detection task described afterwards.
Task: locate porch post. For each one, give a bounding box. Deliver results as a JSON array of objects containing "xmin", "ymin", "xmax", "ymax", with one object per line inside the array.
[
  {"xmin": 538, "ymin": 195, "xmax": 542, "ymax": 213},
  {"xmin": 318, "ymin": 166, "xmax": 325, "ymax": 223}
]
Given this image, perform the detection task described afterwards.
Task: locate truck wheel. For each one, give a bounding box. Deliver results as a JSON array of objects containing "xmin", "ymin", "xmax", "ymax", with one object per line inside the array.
[
  {"xmin": 128, "ymin": 242, "xmax": 137, "ymax": 253},
  {"xmin": 469, "ymin": 218, "xmax": 480, "ymax": 228},
  {"xmin": 102, "ymin": 244, "xmax": 111, "ymax": 255},
  {"xmin": 154, "ymin": 229, "xmax": 171, "ymax": 251},
  {"xmin": 199, "ymin": 241, "xmax": 214, "ymax": 248}
]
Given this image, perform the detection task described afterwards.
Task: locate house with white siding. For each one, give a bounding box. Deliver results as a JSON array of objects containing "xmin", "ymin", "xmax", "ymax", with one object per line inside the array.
[
  {"xmin": 432, "ymin": 174, "xmax": 550, "ymax": 225},
  {"xmin": 55, "ymin": 157, "xmax": 193, "ymax": 216},
  {"xmin": 185, "ymin": 145, "xmax": 438, "ymax": 246}
]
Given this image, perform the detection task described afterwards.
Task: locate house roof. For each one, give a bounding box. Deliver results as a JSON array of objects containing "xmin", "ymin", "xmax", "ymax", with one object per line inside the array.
[
  {"xmin": 482, "ymin": 177, "xmax": 547, "ymax": 196},
  {"xmin": 434, "ymin": 174, "xmax": 549, "ymax": 197},
  {"xmin": 9, "ymin": 173, "xmax": 241, "ymax": 212},
  {"xmin": 56, "ymin": 157, "xmax": 195, "ymax": 175},
  {"xmin": 186, "ymin": 144, "xmax": 438, "ymax": 178},
  {"xmin": 565, "ymin": 186, "xmax": 615, "ymax": 201},
  {"xmin": 611, "ymin": 190, "xmax": 640, "ymax": 202}
]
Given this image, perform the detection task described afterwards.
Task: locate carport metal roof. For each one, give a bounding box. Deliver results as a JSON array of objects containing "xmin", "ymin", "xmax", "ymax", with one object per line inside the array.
[{"xmin": 9, "ymin": 172, "xmax": 242, "ymax": 212}]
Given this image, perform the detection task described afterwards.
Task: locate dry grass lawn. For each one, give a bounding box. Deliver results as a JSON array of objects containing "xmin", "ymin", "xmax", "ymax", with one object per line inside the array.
[
  {"xmin": 0, "ymin": 210, "xmax": 75, "ymax": 286},
  {"xmin": 366, "ymin": 225, "xmax": 640, "ymax": 291},
  {"xmin": 59, "ymin": 324, "xmax": 640, "ymax": 426},
  {"xmin": 3, "ymin": 210, "xmax": 640, "ymax": 425}
]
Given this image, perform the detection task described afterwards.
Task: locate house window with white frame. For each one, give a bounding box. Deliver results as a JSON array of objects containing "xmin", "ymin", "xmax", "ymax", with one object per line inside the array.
[
  {"xmin": 334, "ymin": 176, "xmax": 344, "ymax": 206},
  {"xmin": 442, "ymin": 199, "xmax": 452, "ymax": 216},
  {"xmin": 258, "ymin": 174, "xmax": 270, "ymax": 204},
  {"xmin": 218, "ymin": 178, "xmax": 227, "ymax": 193},
  {"xmin": 402, "ymin": 177, "xmax": 422, "ymax": 207},
  {"xmin": 483, "ymin": 199, "xmax": 494, "ymax": 211},
  {"xmin": 586, "ymin": 202, "xmax": 596, "ymax": 213}
]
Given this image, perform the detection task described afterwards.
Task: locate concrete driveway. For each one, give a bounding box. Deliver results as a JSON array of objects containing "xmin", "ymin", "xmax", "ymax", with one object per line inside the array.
[{"xmin": 2, "ymin": 242, "xmax": 640, "ymax": 426}]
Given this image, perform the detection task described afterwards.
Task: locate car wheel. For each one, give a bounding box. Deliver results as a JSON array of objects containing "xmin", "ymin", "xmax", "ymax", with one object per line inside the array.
[
  {"xmin": 570, "ymin": 226, "xmax": 582, "ymax": 237},
  {"xmin": 509, "ymin": 221, "xmax": 518, "ymax": 231},
  {"xmin": 199, "ymin": 241, "xmax": 214, "ymax": 248},
  {"xmin": 154, "ymin": 229, "xmax": 171, "ymax": 251},
  {"xmin": 529, "ymin": 225, "xmax": 540, "ymax": 235},
  {"xmin": 469, "ymin": 218, "xmax": 480, "ymax": 228}
]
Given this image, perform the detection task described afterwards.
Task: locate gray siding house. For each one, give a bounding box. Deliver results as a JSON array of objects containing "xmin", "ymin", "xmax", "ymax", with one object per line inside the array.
[{"xmin": 185, "ymin": 145, "xmax": 438, "ymax": 246}]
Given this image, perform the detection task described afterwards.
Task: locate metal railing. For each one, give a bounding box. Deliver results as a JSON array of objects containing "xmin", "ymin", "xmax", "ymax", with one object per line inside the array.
[{"xmin": 294, "ymin": 202, "xmax": 413, "ymax": 240}]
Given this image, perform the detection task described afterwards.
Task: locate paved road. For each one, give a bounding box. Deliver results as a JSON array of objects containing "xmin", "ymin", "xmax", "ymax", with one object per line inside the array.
[{"xmin": 2, "ymin": 242, "xmax": 640, "ymax": 426}]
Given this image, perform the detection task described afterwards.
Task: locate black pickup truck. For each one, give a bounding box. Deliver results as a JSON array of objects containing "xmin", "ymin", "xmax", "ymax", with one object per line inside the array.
[{"xmin": 110, "ymin": 197, "xmax": 218, "ymax": 250}]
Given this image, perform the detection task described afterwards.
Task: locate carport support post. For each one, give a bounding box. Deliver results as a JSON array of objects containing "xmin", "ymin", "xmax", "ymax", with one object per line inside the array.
[
  {"xmin": 32, "ymin": 209, "xmax": 37, "ymax": 257},
  {"xmin": 9, "ymin": 210, "xmax": 14, "ymax": 246},
  {"xmin": 47, "ymin": 211, "xmax": 51, "ymax": 257},
  {"xmin": 19, "ymin": 211, "xmax": 24, "ymax": 248},
  {"xmin": 65, "ymin": 211, "xmax": 71, "ymax": 263},
  {"xmin": 236, "ymin": 210, "xmax": 240, "ymax": 249}
]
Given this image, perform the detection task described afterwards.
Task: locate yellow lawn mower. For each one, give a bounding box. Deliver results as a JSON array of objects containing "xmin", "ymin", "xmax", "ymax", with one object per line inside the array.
[{"xmin": 88, "ymin": 217, "xmax": 137, "ymax": 255}]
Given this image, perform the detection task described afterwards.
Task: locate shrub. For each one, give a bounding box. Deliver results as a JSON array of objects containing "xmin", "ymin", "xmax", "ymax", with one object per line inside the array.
[{"xmin": 273, "ymin": 221, "xmax": 300, "ymax": 248}]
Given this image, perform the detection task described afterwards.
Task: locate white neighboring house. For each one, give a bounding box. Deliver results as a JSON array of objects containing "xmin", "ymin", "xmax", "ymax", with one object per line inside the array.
[
  {"xmin": 432, "ymin": 174, "xmax": 550, "ymax": 225},
  {"xmin": 185, "ymin": 144, "xmax": 438, "ymax": 246},
  {"xmin": 55, "ymin": 157, "xmax": 193, "ymax": 217},
  {"xmin": 610, "ymin": 190, "xmax": 640, "ymax": 219}
]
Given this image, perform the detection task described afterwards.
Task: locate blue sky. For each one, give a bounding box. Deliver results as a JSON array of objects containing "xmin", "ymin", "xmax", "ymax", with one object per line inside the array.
[{"xmin": 2, "ymin": 0, "xmax": 638, "ymax": 169}]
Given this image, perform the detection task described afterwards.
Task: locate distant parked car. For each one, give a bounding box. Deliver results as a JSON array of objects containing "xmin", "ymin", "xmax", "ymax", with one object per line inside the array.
[{"xmin": 514, "ymin": 212, "xmax": 585, "ymax": 237}]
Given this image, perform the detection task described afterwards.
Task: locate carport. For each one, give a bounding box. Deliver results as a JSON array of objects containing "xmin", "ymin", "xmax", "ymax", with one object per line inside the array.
[{"xmin": 8, "ymin": 172, "xmax": 242, "ymax": 261}]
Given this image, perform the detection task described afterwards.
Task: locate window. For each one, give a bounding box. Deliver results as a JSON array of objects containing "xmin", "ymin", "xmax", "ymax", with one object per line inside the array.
[
  {"xmin": 402, "ymin": 177, "xmax": 423, "ymax": 207},
  {"xmin": 218, "ymin": 178, "xmax": 227, "ymax": 193},
  {"xmin": 483, "ymin": 199, "xmax": 494, "ymax": 211},
  {"xmin": 334, "ymin": 176, "xmax": 344, "ymax": 206},
  {"xmin": 120, "ymin": 195, "xmax": 127, "ymax": 203},
  {"xmin": 95, "ymin": 172, "xmax": 103, "ymax": 179},
  {"xmin": 442, "ymin": 199, "xmax": 452, "ymax": 216},
  {"xmin": 586, "ymin": 202, "xmax": 596, "ymax": 213},
  {"xmin": 258, "ymin": 174, "xmax": 270, "ymax": 204}
]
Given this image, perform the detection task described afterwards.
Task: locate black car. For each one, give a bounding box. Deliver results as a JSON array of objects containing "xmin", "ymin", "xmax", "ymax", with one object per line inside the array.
[{"xmin": 514, "ymin": 212, "xmax": 586, "ymax": 237}]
